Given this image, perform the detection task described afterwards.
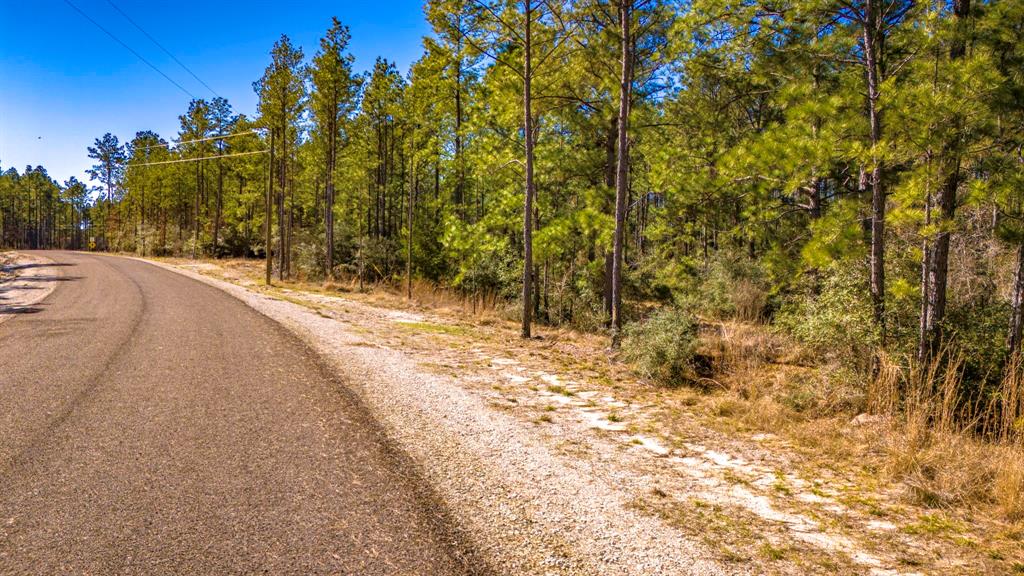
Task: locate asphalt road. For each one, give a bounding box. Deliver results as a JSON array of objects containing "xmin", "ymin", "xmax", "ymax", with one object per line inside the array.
[{"xmin": 0, "ymin": 251, "xmax": 474, "ymax": 575}]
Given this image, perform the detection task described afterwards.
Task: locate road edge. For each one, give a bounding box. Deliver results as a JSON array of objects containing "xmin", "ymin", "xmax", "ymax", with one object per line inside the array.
[
  {"xmin": 116, "ymin": 254, "xmax": 497, "ymax": 575},
  {"xmin": 121, "ymin": 254, "xmax": 733, "ymax": 576}
]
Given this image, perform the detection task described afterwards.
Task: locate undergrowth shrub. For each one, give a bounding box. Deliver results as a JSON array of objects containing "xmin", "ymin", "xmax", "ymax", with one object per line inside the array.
[
  {"xmin": 674, "ymin": 251, "xmax": 770, "ymax": 322},
  {"xmin": 453, "ymin": 247, "xmax": 520, "ymax": 301},
  {"xmin": 944, "ymin": 299, "xmax": 1012, "ymax": 394},
  {"xmin": 777, "ymin": 263, "xmax": 879, "ymax": 371},
  {"xmin": 293, "ymin": 237, "xmax": 326, "ymax": 280},
  {"xmin": 360, "ymin": 237, "xmax": 401, "ymax": 282},
  {"xmin": 622, "ymin": 307, "xmax": 698, "ymax": 387}
]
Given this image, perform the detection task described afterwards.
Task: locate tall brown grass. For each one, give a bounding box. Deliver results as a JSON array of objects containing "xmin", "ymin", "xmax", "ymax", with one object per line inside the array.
[
  {"xmin": 867, "ymin": 350, "xmax": 902, "ymax": 416},
  {"xmin": 996, "ymin": 353, "xmax": 1024, "ymax": 445},
  {"xmin": 700, "ymin": 320, "xmax": 1023, "ymax": 522},
  {"xmin": 402, "ymin": 277, "xmax": 502, "ymax": 318},
  {"xmin": 872, "ymin": 349, "xmax": 1024, "ymax": 520},
  {"xmin": 729, "ymin": 279, "xmax": 768, "ymax": 323}
]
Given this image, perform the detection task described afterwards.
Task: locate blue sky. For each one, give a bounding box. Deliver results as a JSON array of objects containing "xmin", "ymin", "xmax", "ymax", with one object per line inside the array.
[{"xmin": 0, "ymin": 0, "xmax": 430, "ymax": 186}]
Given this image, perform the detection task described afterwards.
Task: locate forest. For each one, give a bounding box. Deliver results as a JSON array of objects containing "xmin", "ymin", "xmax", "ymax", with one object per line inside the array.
[{"xmin": 2, "ymin": 0, "xmax": 1023, "ymax": 446}]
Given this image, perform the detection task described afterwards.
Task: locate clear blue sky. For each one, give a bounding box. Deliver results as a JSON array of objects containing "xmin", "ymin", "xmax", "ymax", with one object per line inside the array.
[{"xmin": 0, "ymin": 0, "xmax": 430, "ymax": 187}]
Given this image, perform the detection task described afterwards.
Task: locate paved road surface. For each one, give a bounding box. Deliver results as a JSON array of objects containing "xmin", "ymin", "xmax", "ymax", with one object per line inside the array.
[{"xmin": 0, "ymin": 251, "xmax": 474, "ymax": 575}]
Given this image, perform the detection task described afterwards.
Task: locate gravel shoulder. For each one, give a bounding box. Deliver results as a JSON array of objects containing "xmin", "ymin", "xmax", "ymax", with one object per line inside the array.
[
  {"xmin": 0, "ymin": 251, "xmax": 60, "ymax": 324},
  {"xmin": 133, "ymin": 256, "xmax": 736, "ymax": 576}
]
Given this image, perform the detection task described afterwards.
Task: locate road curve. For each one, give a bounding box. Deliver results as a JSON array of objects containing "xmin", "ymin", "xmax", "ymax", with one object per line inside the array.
[{"xmin": 0, "ymin": 251, "xmax": 473, "ymax": 575}]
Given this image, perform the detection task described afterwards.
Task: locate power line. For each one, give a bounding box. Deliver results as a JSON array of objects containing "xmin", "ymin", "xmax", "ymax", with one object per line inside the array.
[
  {"xmin": 62, "ymin": 0, "xmax": 196, "ymax": 99},
  {"xmin": 128, "ymin": 149, "xmax": 269, "ymax": 168},
  {"xmin": 104, "ymin": 0, "xmax": 221, "ymax": 98},
  {"xmin": 137, "ymin": 130, "xmax": 261, "ymax": 151}
]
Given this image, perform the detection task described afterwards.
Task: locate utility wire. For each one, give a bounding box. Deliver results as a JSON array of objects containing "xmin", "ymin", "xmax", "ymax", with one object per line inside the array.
[
  {"xmin": 104, "ymin": 0, "xmax": 221, "ymax": 98},
  {"xmin": 137, "ymin": 130, "xmax": 260, "ymax": 151},
  {"xmin": 63, "ymin": 0, "xmax": 195, "ymax": 99},
  {"xmin": 128, "ymin": 149, "xmax": 269, "ymax": 168}
]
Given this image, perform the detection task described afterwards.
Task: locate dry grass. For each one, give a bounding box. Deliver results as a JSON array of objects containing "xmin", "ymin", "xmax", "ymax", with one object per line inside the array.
[
  {"xmin": 997, "ymin": 354, "xmax": 1024, "ymax": 444},
  {"xmin": 863, "ymin": 350, "xmax": 1022, "ymax": 518},
  {"xmin": 867, "ymin": 350, "xmax": 903, "ymax": 416},
  {"xmin": 694, "ymin": 320, "xmax": 1024, "ymax": 526},
  {"xmin": 879, "ymin": 421, "xmax": 1024, "ymax": 524},
  {"xmin": 674, "ymin": 321, "xmax": 1024, "ymax": 574},
  {"xmin": 187, "ymin": 258, "xmax": 506, "ymax": 322},
  {"xmin": 995, "ymin": 454, "xmax": 1024, "ymax": 522},
  {"xmin": 730, "ymin": 279, "xmax": 769, "ymax": 323},
  {"xmin": 702, "ymin": 321, "xmax": 789, "ymax": 373},
  {"xmin": 326, "ymin": 274, "xmax": 504, "ymax": 320},
  {"xmin": 699, "ymin": 322, "xmax": 864, "ymax": 425},
  {"xmin": 887, "ymin": 428, "xmax": 999, "ymax": 508}
]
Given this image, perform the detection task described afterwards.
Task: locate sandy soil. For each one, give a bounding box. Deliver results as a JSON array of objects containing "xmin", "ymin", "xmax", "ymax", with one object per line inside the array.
[{"xmin": 0, "ymin": 251, "xmax": 60, "ymax": 324}]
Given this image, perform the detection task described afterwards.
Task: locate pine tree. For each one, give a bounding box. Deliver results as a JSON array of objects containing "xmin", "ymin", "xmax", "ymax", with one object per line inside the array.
[
  {"xmin": 178, "ymin": 99, "xmax": 212, "ymax": 258},
  {"xmin": 86, "ymin": 133, "xmax": 126, "ymax": 248},
  {"xmin": 311, "ymin": 17, "xmax": 360, "ymax": 279},
  {"xmin": 254, "ymin": 35, "xmax": 307, "ymax": 279}
]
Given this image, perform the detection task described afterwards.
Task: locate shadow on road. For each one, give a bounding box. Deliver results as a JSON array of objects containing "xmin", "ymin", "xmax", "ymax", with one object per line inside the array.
[
  {"xmin": 1, "ymin": 262, "xmax": 75, "ymax": 271},
  {"xmin": 0, "ymin": 303, "xmax": 47, "ymax": 315},
  {"xmin": 5, "ymin": 275, "xmax": 82, "ymax": 283},
  {"xmin": 0, "ymin": 261, "xmax": 79, "ymax": 316}
]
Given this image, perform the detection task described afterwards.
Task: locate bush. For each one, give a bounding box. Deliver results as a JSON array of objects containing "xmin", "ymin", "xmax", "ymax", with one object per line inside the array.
[
  {"xmin": 777, "ymin": 263, "xmax": 879, "ymax": 371},
  {"xmin": 673, "ymin": 250, "xmax": 770, "ymax": 322},
  {"xmin": 358, "ymin": 236, "xmax": 401, "ymax": 283},
  {"xmin": 944, "ymin": 299, "xmax": 1012, "ymax": 395},
  {"xmin": 622, "ymin": 307, "xmax": 699, "ymax": 387},
  {"xmin": 293, "ymin": 239, "xmax": 326, "ymax": 281}
]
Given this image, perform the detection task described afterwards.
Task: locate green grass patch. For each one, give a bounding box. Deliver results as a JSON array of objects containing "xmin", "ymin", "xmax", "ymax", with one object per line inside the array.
[
  {"xmin": 759, "ymin": 542, "xmax": 787, "ymax": 561},
  {"xmin": 901, "ymin": 513, "xmax": 966, "ymax": 536},
  {"xmin": 396, "ymin": 321, "xmax": 469, "ymax": 336},
  {"xmin": 547, "ymin": 384, "xmax": 575, "ymax": 396}
]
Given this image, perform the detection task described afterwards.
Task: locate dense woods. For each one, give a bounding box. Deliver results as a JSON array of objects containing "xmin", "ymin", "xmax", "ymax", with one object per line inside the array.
[{"xmin": 3, "ymin": 0, "xmax": 1023, "ymax": 440}]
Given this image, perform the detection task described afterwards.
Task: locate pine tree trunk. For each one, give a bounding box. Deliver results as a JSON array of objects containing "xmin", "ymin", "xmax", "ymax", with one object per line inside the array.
[
  {"xmin": 455, "ymin": 54, "xmax": 464, "ymax": 213},
  {"xmin": 611, "ymin": 0, "xmax": 633, "ymax": 341},
  {"xmin": 863, "ymin": 0, "xmax": 886, "ymax": 337},
  {"xmin": 266, "ymin": 128, "xmax": 275, "ymax": 285},
  {"xmin": 917, "ymin": 0, "xmax": 969, "ymax": 362},
  {"xmin": 919, "ymin": 164, "xmax": 958, "ymax": 361},
  {"xmin": 105, "ymin": 164, "xmax": 112, "ymax": 249},
  {"xmin": 287, "ymin": 180, "xmax": 294, "ymax": 278},
  {"xmin": 521, "ymin": 0, "xmax": 534, "ymax": 339},
  {"xmin": 140, "ymin": 183, "xmax": 146, "ymax": 256},
  {"xmin": 407, "ymin": 140, "xmax": 416, "ymax": 300},
  {"xmin": 193, "ymin": 159, "xmax": 200, "ymax": 259},
  {"xmin": 325, "ymin": 114, "xmax": 336, "ymax": 280},
  {"xmin": 1009, "ymin": 244, "xmax": 1024, "ymax": 359},
  {"xmin": 603, "ymin": 117, "xmax": 616, "ymax": 323},
  {"xmin": 278, "ymin": 148, "xmax": 286, "ymax": 281},
  {"xmin": 213, "ymin": 161, "xmax": 223, "ymax": 256},
  {"xmin": 279, "ymin": 102, "xmax": 289, "ymax": 279}
]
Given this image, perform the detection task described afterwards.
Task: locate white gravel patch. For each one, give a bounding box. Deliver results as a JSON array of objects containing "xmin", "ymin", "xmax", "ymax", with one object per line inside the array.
[
  {"xmin": 0, "ymin": 251, "xmax": 59, "ymax": 324},
  {"xmin": 140, "ymin": 258, "xmax": 736, "ymax": 576}
]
